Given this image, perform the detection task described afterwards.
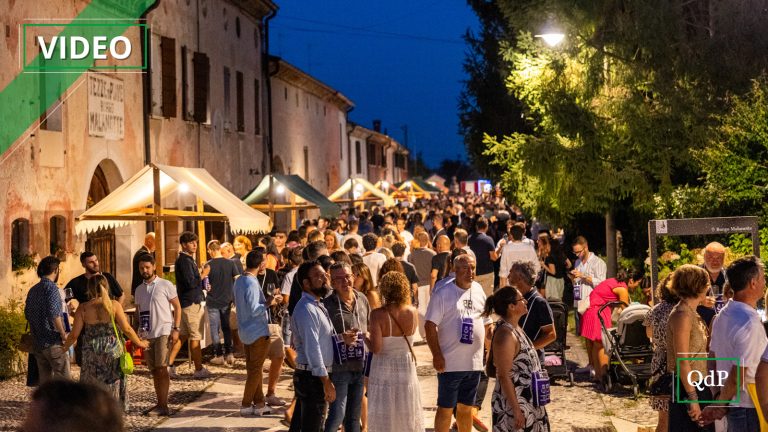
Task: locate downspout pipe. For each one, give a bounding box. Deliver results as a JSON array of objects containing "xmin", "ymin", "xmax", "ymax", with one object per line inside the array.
[
  {"xmin": 140, "ymin": 0, "xmax": 161, "ymax": 165},
  {"xmin": 263, "ymin": 8, "xmax": 278, "ymax": 176}
]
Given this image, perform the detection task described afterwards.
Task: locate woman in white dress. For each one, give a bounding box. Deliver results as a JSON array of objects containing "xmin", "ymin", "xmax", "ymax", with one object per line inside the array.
[{"xmin": 367, "ymin": 272, "xmax": 425, "ymax": 432}]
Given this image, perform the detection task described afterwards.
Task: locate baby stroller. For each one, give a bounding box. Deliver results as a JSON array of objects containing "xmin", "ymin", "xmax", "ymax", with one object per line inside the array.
[
  {"xmin": 599, "ymin": 301, "xmax": 653, "ymax": 397},
  {"xmin": 543, "ymin": 301, "xmax": 574, "ymax": 386}
]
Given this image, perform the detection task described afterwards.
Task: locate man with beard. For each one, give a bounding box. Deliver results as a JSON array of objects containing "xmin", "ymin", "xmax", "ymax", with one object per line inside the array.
[
  {"xmin": 65, "ymin": 252, "xmax": 124, "ymax": 305},
  {"xmin": 131, "ymin": 232, "xmax": 156, "ymax": 296},
  {"xmin": 698, "ymin": 242, "xmax": 727, "ymax": 326},
  {"xmin": 290, "ymin": 260, "xmax": 336, "ymax": 432},
  {"xmin": 24, "ymin": 256, "xmax": 70, "ymax": 383},
  {"xmin": 134, "ymin": 254, "xmax": 181, "ymax": 417},
  {"xmin": 64, "ymin": 251, "xmax": 124, "ymax": 365}
]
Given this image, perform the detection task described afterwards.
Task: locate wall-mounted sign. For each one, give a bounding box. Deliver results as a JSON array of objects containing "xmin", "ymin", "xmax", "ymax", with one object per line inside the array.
[{"xmin": 88, "ymin": 73, "xmax": 124, "ymax": 140}]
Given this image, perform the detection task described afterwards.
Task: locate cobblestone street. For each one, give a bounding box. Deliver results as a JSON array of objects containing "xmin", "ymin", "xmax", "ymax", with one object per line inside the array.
[{"xmin": 0, "ymin": 331, "xmax": 658, "ymax": 432}]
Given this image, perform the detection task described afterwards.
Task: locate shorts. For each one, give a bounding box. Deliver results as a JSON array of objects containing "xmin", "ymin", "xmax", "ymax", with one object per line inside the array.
[
  {"xmin": 180, "ymin": 303, "xmax": 205, "ymax": 340},
  {"xmin": 267, "ymin": 324, "xmax": 285, "ymax": 358},
  {"xmin": 145, "ymin": 335, "xmax": 170, "ymax": 370},
  {"xmin": 437, "ymin": 371, "xmax": 481, "ymax": 408}
]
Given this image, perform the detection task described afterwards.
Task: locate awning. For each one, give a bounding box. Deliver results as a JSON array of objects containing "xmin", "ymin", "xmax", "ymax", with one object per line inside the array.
[
  {"xmin": 329, "ymin": 177, "xmax": 395, "ymax": 207},
  {"xmin": 242, "ymin": 174, "xmax": 341, "ymax": 217},
  {"xmin": 395, "ymin": 177, "xmax": 442, "ymax": 194},
  {"xmin": 75, "ymin": 163, "xmax": 272, "ymax": 235}
]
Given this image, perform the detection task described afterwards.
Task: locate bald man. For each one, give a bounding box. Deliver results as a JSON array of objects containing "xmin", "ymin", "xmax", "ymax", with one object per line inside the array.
[
  {"xmin": 131, "ymin": 232, "xmax": 156, "ymax": 296},
  {"xmin": 699, "ymin": 242, "xmax": 726, "ymax": 326},
  {"xmin": 430, "ymin": 235, "xmax": 453, "ymax": 293}
]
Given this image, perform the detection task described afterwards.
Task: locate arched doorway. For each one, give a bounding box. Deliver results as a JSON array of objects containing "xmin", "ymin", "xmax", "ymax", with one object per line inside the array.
[{"xmin": 85, "ymin": 164, "xmax": 116, "ymax": 275}]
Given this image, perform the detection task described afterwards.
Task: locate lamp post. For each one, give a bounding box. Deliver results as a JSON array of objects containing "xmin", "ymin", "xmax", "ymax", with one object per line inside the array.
[{"xmin": 535, "ymin": 32, "xmax": 565, "ymax": 47}]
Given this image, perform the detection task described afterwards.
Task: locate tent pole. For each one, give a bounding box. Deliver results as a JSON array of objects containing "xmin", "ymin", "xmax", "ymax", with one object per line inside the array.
[
  {"xmin": 268, "ymin": 175, "xmax": 275, "ymax": 224},
  {"xmin": 153, "ymin": 166, "xmax": 165, "ymax": 277},
  {"xmin": 196, "ymin": 197, "xmax": 206, "ymax": 264},
  {"xmin": 350, "ymin": 178, "xmax": 355, "ymax": 213},
  {"xmin": 290, "ymin": 191, "xmax": 297, "ymax": 230}
]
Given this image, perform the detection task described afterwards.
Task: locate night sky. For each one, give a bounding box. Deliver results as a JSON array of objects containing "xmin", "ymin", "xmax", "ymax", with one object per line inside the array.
[{"xmin": 270, "ymin": 1, "xmax": 479, "ymax": 168}]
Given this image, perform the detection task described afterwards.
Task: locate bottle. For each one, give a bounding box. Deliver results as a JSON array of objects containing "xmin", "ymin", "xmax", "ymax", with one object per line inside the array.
[{"xmin": 202, "ymin": 276, "xmax": 211, "ymax": 292}]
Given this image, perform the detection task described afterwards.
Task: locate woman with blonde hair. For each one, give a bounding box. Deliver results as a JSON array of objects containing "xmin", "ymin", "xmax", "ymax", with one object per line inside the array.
[
  {"xmin": 367, "ymin": 272, "xmax": 424, "ymax": 432},
  {"xmin": 666, "ymin": 264, "xmax": 714, "ymax": 431},
  {"xmin": 352, "ymin": 262, "xmax": 381, "ymax": 309},
  {"xmin": 233, "ymin": 235, "xmax": 253, "ymax": 267},
  {"xmin": 64, "ymin": 275, "xmax": 148, "ymax": 409}
]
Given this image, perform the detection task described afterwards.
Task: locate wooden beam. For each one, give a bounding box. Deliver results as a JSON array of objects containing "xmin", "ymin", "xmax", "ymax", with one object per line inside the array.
[
  {"xmin": 153, "ymin": 166, "xmax": 164, "ymax": 277},
  {"xmin": 196, "ymin": 197, "xmax": 207, "ymax": 264}
]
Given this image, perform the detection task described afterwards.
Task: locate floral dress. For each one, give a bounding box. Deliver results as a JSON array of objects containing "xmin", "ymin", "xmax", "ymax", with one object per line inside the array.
[
  {"xmin": 80, "ymin": 322, "xmax": 127, "ymax": 409},
  {"xmin": 492, "ymin": 323, "xmax": 550, "ymax": 432},
  {"xmin": 642, "ymin": 301, "xmax": 674, "ymax": 411}
]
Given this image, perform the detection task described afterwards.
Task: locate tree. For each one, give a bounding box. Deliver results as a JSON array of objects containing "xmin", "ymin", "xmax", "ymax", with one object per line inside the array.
[
  {"xmin": 484, "ymin": 0, "xmax": 768, "ymax": 273},
  {"xmin": 458, "ymin": 0, "xmax": 529, "ymax": 180}
]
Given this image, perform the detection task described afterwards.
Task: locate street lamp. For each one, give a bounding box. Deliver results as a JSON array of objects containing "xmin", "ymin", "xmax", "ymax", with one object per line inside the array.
[
  {"xmin": 381, "ymin": 180, "xmax": 389, "ymax": 191},
  {"xmin": 535, "ymin": 31, "xmax": 565, "ymax": 47},
  {"xmin": 276, "ymin": 184, "xmax": 285, "ymax": 194},
  {"xmin": 178, "ymin": 182, "xmax": 190, "ymax": 193}
]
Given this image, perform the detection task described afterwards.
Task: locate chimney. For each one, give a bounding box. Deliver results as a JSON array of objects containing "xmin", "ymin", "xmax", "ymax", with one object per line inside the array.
[{"xmin": 373, "ymin": 119, "xmax": 381, "ymax": 132}]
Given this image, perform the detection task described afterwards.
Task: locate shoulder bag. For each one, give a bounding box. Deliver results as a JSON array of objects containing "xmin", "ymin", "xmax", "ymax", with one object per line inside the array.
[
  {"xmin": 19, "ymin": 323, "xmax": 35, "ymax": 353},
  {"xmin": 111, "ymin": 315, "xmax": 134, "ymax": 375},
  {"xmin": 386, "ymin": 309, "xmax": 417, "ymax": 364}
]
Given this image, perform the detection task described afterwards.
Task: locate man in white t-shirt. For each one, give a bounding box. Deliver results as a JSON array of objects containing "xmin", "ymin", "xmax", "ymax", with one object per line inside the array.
[
  {"xmin": 756, "ymin": 345, "xmax": 768, "ymax": 424},
  {"xmin": 396, "ymin": 215, "xmax": 414, "ymax": 259},
  {"xmin": 361, "ymin": 233, "xmax": 387, "ymax": 285},
  {"xmin": 134, "ymin": 254, "xmax": 181, "ymax": 417},
  {"xmin": 704, "ymin": 256, "xmax": 768, "ymax": 431},
  {"xmin": 425, "ymin": 255, "xmax": 491, "ymax": 432}
]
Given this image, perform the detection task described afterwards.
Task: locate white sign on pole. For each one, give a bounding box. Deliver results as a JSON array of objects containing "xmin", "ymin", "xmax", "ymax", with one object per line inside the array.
[{"xmin": 87, "ymin": 74, "xmax": 124, "ymax": 140}]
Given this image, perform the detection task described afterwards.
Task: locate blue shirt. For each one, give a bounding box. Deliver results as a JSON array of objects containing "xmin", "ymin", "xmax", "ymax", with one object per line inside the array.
[
  {"xmin": 24, "ymin": 278, "xmax": 64, "ymax": 349},
  {"xmin": 292, "ymin": 291, "xmax": 335, "ymax": 377},
  {"xmin": 232, "ymin": 273, "xmax": 270, "ymax": 345}
]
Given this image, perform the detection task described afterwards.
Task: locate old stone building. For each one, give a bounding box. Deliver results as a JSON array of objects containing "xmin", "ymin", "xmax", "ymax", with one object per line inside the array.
[{"xmin": 0, "ymin": 0, "xmax": 277, "ymax": 301}]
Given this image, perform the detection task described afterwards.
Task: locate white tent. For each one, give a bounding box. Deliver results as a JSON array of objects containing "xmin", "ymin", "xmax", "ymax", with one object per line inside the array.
[
  {"xmin": 328, "ymin": 177, "xmax": 395, "ymax": 207},
  {"xmin": 76, "ymin": 163, "xmax": 272, "ymax": 235}
]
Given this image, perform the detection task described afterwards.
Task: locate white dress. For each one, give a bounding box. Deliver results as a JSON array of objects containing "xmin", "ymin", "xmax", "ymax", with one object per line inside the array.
[{"xmin": 367, "ymin": 313, "xmax": 425, "ymax": 432}]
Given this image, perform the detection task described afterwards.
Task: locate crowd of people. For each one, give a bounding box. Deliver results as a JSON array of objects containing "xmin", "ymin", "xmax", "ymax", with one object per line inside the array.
[{"xmin": 19, "ymin": 192, "xmax": 768, "ymax": 432}]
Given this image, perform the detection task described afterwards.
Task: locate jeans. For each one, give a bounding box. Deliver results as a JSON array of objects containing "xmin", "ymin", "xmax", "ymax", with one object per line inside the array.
[
  {"xmin": 324, "ymin": 370, "xmax": 364, "ymax": 432},
  {"xmin": 289, "ymin": 370, "xmax": 328, "ymax": 432},
  {"xmin": 242, "ymin": 336, "xmax": 270, "ymax": 407},
  {"xmin": 35, "ymin": 344, "xmax": 70, "ymax": 384},
  {"xmin": 726, "ymin": 407, "xmax": 760, "ymax": 432},
  {"xmin": 207, "ymin": 305, "xmax": 232, "ymax": 356}
]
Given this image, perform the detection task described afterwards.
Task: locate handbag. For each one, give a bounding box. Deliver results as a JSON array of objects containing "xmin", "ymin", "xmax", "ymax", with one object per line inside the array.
[
  {"xmin": 648, "ymin": 363, "xmax": 672, "ymax": 397},
  {"xmin": 111, "ymin": 315, "xmax": 134, "ymax": 375},
  {"xmin": 386, "ymin": 309, "xmax": 417, "ymax": 364},
  {"xmin": 19, "ymin": 323, "xmax": 35, "ymax": 353}
]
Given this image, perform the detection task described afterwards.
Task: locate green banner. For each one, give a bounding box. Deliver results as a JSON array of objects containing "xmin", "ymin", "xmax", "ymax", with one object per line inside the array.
[{"xmin": 0, "ymin": 0, "xmax": 156, "ymax": 155}]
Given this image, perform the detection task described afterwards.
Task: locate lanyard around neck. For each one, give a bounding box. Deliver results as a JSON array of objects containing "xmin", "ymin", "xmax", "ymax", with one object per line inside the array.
[{"xmin": 336, "ymin": 293, "xmax": 359, "ymax": 333}]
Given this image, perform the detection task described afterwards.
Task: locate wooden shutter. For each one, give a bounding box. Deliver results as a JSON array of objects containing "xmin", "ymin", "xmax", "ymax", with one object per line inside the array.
[
  {"xmin": 181, "ymin": 46, "xmax": 189, "ymax": 120},
  {"xmin": 193, "ymin": 52, "xmax": 209, "ymax": 123},
  {"xmin": 236, "ymin": 71, "xmax": 244, "ymax": 132},
  {"xmin": 160, "ymin": 37, "xmax": 176, "ymax": 118},
  {"xmin": 254, "ymin": 79, "xmax": 261, "ymax": 135}
]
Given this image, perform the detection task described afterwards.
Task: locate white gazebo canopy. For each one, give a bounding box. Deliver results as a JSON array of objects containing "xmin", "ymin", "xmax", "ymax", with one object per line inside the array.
[
  {"xmin": 76, "ymin": 163, "xmax": 272, "ymax": 235},
  {"xmin": 328, "ymin": 177, "xmax": 395, "ymax": 208}
]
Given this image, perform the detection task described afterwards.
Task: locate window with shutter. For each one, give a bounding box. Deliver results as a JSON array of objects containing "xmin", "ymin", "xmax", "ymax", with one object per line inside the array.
[
  {"xmin": 223, "ymin": 67, "xmax": 231, "ymax": 130},
  {"xmin": 193, "ymin": 52, "xmax": 209, "ymax": 123},
  {"xmin": 181, "ymin": 46, "xmax": 190, "ymax": 120},
  {"xmin": 254, "ymin": 79, "xmax": 261, "ymax": 135},
  {"xmin": 236, "ymin": 71, "xmax": 244, "ymax": 132},
  {"xmin": 160, "ymin": 36, "xmax": 176, "ymax": 118}
]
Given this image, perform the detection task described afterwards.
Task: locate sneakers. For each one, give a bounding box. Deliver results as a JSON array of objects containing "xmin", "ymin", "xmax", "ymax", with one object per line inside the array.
[
  {"xmin": 225, "ymin": 353, "xmax": 235, "ymax": 366},
  {"xmin": 210, "ymin": 356, "xmax": 225, "ymax": 366},
  {"xmin": 193, "ymin": 367, "xmax": 212, "ymax": 379},
  {"xmin": 168, "ymin": 366, "xmax": 178, "ymax": 379},
  {"xmin": 265, "ymin": 394, "xmax": 286, "ymax": 407},
  {"xmin": 240, "ymin": 404, "xmax": 272, "ymax": 416}
]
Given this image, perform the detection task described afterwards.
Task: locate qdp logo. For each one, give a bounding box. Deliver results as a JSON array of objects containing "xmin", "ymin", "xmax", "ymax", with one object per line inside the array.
[
  {"xmin": 23, "ymin": 22, "xmax": 147, "ymax": 71},
  {"xmin": 675, "ymin": 357, "xmax": 740, "ymax": 404}
]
